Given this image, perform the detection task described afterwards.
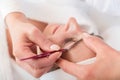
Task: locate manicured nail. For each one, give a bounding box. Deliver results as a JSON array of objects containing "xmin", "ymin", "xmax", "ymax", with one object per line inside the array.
[{"xmin": 50, "ymin": 44, "xmax": 60, "ymax": 50}]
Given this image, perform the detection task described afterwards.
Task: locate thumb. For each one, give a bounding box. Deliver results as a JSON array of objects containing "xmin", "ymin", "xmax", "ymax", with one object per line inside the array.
[
  {"xmin": 28, "ymin": 28, "xmax": 60, "ymax": 51},
  {"xmin": 82, "ymin": 33, "xmax": 114, "ymax": 55},
  {"xmin": 56, "ymin": 58, "xmax": 91, "ymax": 79}
]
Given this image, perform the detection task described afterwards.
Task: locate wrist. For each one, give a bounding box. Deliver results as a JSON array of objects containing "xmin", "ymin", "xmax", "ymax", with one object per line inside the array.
[{"xmin": 6, "ymin": 28, "xmax": 14, "ymax": 59}]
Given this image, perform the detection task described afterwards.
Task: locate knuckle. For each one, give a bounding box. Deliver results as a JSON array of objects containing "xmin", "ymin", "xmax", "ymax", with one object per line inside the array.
[
  {"xmin": 41, "ymin": 39, "xmax": 52, "ymax": 49},
  {"xmin": 28, "ymin": 27, "xmax": 39, "ymax": 36},
  {"xmin": 80, "ymin": 73, "xmax": 90, "ymax": 80},
  {"xmin": 33, "ymin": 70, "xmax": 41, "ymax": 78},
  {"xmin": 43, "ymin": 38, "xmax": 51, "ymax": 44},
  {"xmin": 32, "ymin": 69, "xmax": 45, "ymax": 78},
  {"xmin": 62, "ymin": 65, "xmax": 69, "ymax": 72},
  {"xmin": 80, "ymin": 67, "xmax": 95, "ymax": 80}
]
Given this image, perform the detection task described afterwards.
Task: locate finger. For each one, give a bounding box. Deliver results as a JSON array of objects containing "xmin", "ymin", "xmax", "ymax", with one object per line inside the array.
[
  {"xmin": 13, "ymin": 45, "xmax": 37, "ymax": 59},
  {"xmin": 37, "ymin": 52, "xmax": 62, "ymax": 67},
  {"xmin": 56, "ymin": 58, "xmax": 89, "ymax": 79},
  {"xmin": 48, "ymin": 52, "xmax": 62, "ymax": 64},
  {"xmin": 16, "ymin": 59, "xmax": 48, "ymax": 78},
  {"xmin": 23, "ymin": 52, "xmax": 62, "ymax": 69},
  {"xmin": 27, "ymin": 27, "xmax": 60, "ymax": 51},
  {"xmin": 82, "ymin": 33, "xmax": 115, "ymax": 55}
]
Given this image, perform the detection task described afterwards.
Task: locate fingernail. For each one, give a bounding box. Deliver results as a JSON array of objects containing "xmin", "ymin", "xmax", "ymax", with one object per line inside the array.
[{"xmin": 50, "ymin": 44, "xmax": 60, "ymax": 50}]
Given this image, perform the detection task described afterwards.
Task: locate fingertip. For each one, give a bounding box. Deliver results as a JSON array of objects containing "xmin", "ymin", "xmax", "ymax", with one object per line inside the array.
[
  {"xmin": 49, "ymin": 52, "xmax": 62, "ymax": 61},
  {"xmin": 82, "ymin": 33, "xmax": 102, "ymax": 42},
  {"xmin": 82, "ymin": 33, "xmax": 92, "ymax": 40},
  {"xmin": 81, "ymin": 32, "xmax": 110, "ymax": 55}
]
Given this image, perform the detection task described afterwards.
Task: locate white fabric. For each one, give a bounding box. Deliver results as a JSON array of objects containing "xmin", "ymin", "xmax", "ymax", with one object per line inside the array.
[
  {"xmin": 86, "ymin": 0, "xmax": 120, "ymax": 16},
  {"xmin": 40, "ymin": 58, "xmax": 96, "ymax": 80},
  {"xmin": 0, "ymin": 13, "xmax": 13, "ymax": 80},
  {"xmin": 0, "ymin": 0, "xmax": 22, "ymax": 19},
  {"xmin": 1, "ymin": 0, "xmax": 120, "ymax": 80}
]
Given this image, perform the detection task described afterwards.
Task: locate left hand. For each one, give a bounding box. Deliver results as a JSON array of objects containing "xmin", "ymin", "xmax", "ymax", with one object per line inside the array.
[
  {"xmin": 56, "ymin": 33, "xmax": 120, "ymax": 80},
  {"xmin": 6, "ymin": 12, "xmax": 61, "ymax": 78}
]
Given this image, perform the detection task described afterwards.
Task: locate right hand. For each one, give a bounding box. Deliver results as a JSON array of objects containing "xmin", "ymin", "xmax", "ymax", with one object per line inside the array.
[
  {"xmin": 6, "ymin": 12, "xmax": 61, "ymax": 78},
  {"xmin": 57, "ymin": 33, "xmax": 120, "ymax": 80}
]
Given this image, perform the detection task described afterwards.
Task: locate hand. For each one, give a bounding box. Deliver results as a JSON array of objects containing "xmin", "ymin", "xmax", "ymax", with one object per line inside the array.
[
  {"xmin": 6, "ymin": 12, "xmax": 61, "ymax": 78},
  {"xmin": 57, "ymin": 33, "xmax": 120, "ymax": 80}
]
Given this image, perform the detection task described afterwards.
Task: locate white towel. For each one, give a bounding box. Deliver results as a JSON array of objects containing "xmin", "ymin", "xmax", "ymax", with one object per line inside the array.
[{"xmin": 0, "ymin": 13, "xmax": 13, "ymax": 80}]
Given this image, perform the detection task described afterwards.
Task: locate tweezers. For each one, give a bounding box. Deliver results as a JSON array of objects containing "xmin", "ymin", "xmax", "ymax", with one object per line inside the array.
[
  {"xmin": 20, "ymin": 38, "xmax": 82, "ymax": 61},
  {"xmin": 20, "ymin": 49, "xmax": 67, "ymax": 61},
  {"xmin": 20, "ymin": 33, "xmax": 103, "ymax": 61}
]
